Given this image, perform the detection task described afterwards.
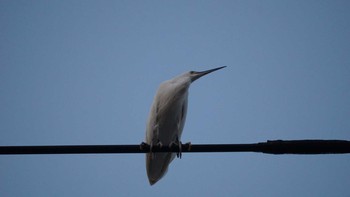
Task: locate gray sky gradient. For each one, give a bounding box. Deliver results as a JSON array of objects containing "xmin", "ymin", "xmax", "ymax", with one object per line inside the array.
[{"xmin": 1, "ymin": 1, "xmax": 350, "ymax": 196}]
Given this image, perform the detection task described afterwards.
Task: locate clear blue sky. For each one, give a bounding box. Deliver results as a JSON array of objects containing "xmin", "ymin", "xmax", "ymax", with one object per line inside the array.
[{"xmin": 1, "ymin": 0, "xmax": 350, "ymax": 196}]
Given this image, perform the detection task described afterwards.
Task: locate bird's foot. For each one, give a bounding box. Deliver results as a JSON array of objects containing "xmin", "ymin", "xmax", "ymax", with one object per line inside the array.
[
  {"xmin": 155, "ymin": 141, "xmax": 163, "ymax": 150},
  {"xmin": 139, "ymin": 142, "xmax": 149, "ymax": 151},
  {"xmin": 149, "ymin": 140, "xmax": 163, "ymax": 152},
  {"xmin": 169, "ymin": 139, "xmax": 183, "ymax": 159},
  {"xmin": 149, "ymin": 140, "xmax": 163, "ymax": 159},
  {"xmin": 183, "ymin": 141, "xmax": 192, "ymax": 151}
]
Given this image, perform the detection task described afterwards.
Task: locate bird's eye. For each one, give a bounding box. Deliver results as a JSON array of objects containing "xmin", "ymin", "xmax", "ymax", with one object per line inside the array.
[{"xmin": 190, "ymin": 71, "xmax": 194, "ymax": 74}]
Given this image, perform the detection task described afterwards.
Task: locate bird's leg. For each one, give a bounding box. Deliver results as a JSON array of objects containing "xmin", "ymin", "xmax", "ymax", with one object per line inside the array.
[
  {"xmin": 177, "ymin": 140, "xmax": 182, "ymax": 159},
  {"xmin": 169, "ymin": 136, "xmax": 182, "ymax": 159},
  {"xmin": 150, "ymin": 141, "xmax": 156, "ymax": 158},
  {"xmin": 177, "ymin": 136, "xmax": 182, "ymax": 159},
  {"xmin": 148, "ymin": 122, "xmax": 161, "ymax": 159},
  {"xmin": 149, "ymin": 142, "xmax": 154, "ymax": 159},
  {"xmin": 154, "ymin": 123, "xmax": 163, "ymax": 149},
  {"xmin": 155, "ymin": 140, "xmax": 163, "ymax": 149},
  {"xmin": 149, "ymin": 139, "xmax": 163, "ymax": 159}
]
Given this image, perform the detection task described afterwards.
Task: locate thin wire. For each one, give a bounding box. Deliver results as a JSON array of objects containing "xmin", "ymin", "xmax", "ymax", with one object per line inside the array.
[{"xmin": 1, "ymin": 140, "xmax": 350, "ymax": 155}]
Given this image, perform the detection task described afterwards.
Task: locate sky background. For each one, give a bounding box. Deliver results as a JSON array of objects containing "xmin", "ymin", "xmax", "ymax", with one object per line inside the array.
[{"xmin": 1, "ymin": 0, "xmax": 350, "ymax": 196}]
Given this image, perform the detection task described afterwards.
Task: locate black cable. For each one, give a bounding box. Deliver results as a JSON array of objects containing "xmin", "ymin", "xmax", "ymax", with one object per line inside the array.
[{"xmin": 1, "ymin": 140, "xmax": 350, "ymax": 155}]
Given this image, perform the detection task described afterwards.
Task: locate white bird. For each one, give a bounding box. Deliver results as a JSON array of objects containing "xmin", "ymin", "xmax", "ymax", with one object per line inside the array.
[{"xmin": 145, "ymin": 66, "xmax": 226, "ymax": 185}]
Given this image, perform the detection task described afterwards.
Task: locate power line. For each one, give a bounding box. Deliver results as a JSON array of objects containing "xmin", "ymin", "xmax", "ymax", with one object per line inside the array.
[{"xmin": 1, "ymin": 140, "xmax": 350, "ymax": 155}]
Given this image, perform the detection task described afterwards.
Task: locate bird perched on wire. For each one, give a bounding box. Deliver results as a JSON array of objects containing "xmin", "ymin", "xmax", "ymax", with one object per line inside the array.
[{"xmin": 144, "ymin": 66, "xmax": 226, "ymax": 185}]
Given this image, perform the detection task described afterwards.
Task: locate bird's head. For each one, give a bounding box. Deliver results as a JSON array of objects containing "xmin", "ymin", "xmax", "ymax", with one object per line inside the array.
[
  {"xmin": 189, "ymin": 66, "xmax": 226, "ymax": 82},
  {"xmin": 168, "ymin": 66, "xmax": 226, "ymax": 91}
]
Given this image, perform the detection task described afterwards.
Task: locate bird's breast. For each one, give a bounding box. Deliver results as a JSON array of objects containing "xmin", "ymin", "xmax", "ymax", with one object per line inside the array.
[{"xmin": 156, "ymin": 99, "xmax": 185, "ymax": 144}]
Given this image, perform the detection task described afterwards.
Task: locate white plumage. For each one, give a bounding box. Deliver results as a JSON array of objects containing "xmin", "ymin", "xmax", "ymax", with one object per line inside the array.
[{"xmin": 145, "ymin": 66, "xmax": 226, "ymax": 185}]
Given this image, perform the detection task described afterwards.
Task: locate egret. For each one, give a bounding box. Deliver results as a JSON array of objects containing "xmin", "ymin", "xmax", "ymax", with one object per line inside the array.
[{"xmin": 145, "ymin": 66, "xmax": 226, "ymax": 185}]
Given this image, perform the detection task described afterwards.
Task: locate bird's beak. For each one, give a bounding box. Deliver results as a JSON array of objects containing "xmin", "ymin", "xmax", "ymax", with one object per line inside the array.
[{"xmin": 191, "ymin": 66, "xmax": 226, "ymax": 82}]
